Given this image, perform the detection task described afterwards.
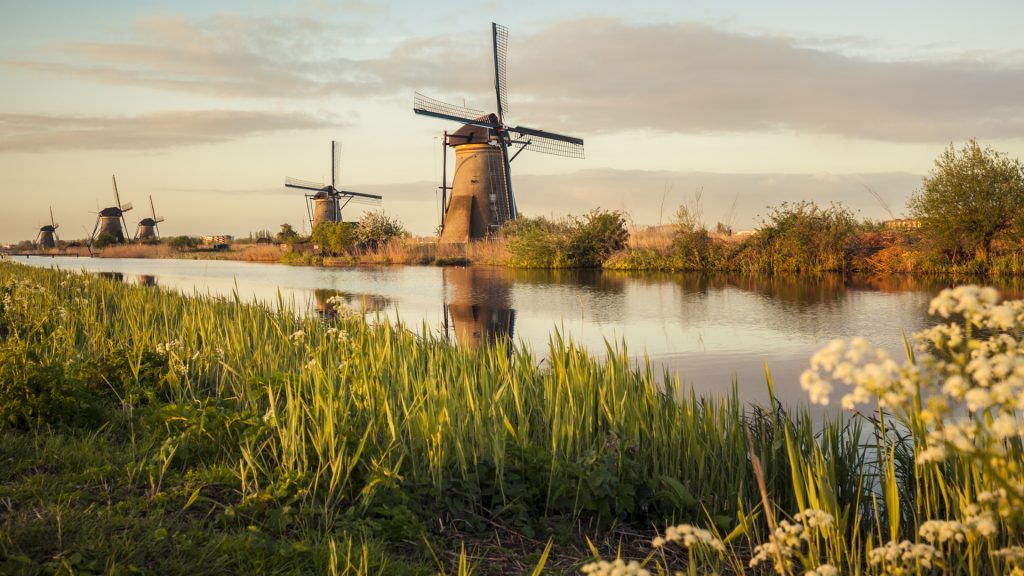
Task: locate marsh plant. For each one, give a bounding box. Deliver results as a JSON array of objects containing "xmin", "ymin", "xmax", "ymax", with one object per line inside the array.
[{"xmin": 584, "ymin": 285, "xmax": 1024, "ymax": 575}]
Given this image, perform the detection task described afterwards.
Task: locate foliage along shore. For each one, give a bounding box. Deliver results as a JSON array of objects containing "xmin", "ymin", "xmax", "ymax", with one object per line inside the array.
[{"xmin": 3, "ymin": 262, "xmax": 1024, "ymax": 574}]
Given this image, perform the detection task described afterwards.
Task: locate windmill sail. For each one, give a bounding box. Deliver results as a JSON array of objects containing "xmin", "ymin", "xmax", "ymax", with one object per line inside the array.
[{"xmin": 492, "ymin": 23, "xmax": 509, "ymax": 122}]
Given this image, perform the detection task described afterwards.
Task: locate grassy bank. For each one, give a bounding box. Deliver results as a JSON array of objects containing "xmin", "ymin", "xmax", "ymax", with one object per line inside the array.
[
  {"xmin": 4, "ymin": 263, "xmax": 1024, "ymax": 574},
  {"xmin": 0, "ymin": 261, "xmax": 836, "ymax": 574}
]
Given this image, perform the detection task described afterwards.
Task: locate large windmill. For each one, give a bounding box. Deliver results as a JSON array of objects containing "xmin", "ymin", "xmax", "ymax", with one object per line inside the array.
[
  {"xmin": 91, "ymin": 175, "xmax": 133, "ymax": 244},
  {"xmin": 285, "ymin": 141, "xmax": 383, "ymax": 229},
  {"xmin": 414, "ymin": 22, "xmax": 585, "ymax": 243},
  {"xmin": 36, "ymin": 207, "xmax": 59, "ymax": 249},
  {"xmin": 135, "ymin": 196, "xmax": 165, "ymax": 241}
]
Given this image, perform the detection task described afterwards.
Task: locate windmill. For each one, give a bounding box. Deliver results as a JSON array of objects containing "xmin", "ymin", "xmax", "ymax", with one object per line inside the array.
[
  {"xmin": 91, "ymin": 175, "xmax": 133, "ymax": 244},
  {"xmin": 414, "ymin": 22, "xmax": 585, "ymax": 243},
  {"xmin": 285, "ymin": 141, "xmax": 383, "ymax": 229},
  {"xmin": 135, "ymin": 195, "xmax": 165, "ymax": 241},
  {"xmin": 36, "ymin": 207, "xmax": 59, "ymax": 249}
]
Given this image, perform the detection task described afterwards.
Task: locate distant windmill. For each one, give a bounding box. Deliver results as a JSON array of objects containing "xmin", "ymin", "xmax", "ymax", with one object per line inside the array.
[
  {"xmin": 135, "ymin": 196, "xmax": 165, "ymax": 241},
  {"xmin": 414, "ymin": 22, "xmax": 585, "ymax": 243},
  {"xmin": 91, "ymin": 175, "xmax": 133, "ymax": 244},
  {"xmin": 285, "ymin": 141, "xmax": 383, "ymax": 229},
  {"xmin": 36, "ymin": 207, "xmax": 59, "ymax": 249}
]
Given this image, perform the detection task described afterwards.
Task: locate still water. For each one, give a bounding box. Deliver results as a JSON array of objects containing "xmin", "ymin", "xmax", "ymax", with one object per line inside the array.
[{"xmin": 15, "ymin": 255, "xmax": 1003, "ymax": 407}]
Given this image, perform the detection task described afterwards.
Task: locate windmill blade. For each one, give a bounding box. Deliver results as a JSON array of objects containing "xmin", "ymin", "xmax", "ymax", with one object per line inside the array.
[
  {"xmin": 509, "ymin": 126, "xmax": 585, "ymax": 159},
  {"xmin": 50, "ymin": 207, "xmax": 56, "ymax": 228},
  {"xmin": 338, "ymin": 190, "xmax": 383, "ymax": 201},
  {"xmin": 342, "ymin": 196, "xmax": 383, "ymax": 207},
  {"xmin": 492, "ymin": 22, "xmax": 509, "ymax": 122},
  {"xmin": 332, "ymin": 141, "xmax": 341, "ymax": 189},
  {"xmin": 414, "ymin": 93, "xmax": 492, "ymax": 128},
  {"xmin": 120, "ymin": 202, "xmax": 134, "ymax": 212},
  {"xmin": 286, "ymin": 177, "xmax": 329, "ymax": 192},
  {"xmin": 154, "ymin": 217, "xmax": 165, "ymax": 224},
  {"xmin": 112, "ymin": 175, "xmax": 122, "ymax": 208},
  {"xmin": 149, "ymin": 195, "xmax": 158, "ymax": 220}
]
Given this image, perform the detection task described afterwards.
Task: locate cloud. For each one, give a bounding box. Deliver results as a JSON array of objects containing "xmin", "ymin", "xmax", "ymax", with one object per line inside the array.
[
  {"xmin": 0, "ymin": 109, "xmax": 341, "ymax": 152},
  {"xmin": 13, "ymin": 15, "xmax": 1024, "ymax": 141}
]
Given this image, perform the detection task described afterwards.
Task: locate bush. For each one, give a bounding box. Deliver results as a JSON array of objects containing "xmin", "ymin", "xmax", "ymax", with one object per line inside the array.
[
  {"xmin": 736, "ymin": 201, "xmax": 860, "ymax": 273},
  {"xmin": 357, "ymin": 211, "xmax": 407, "ymax": 250},
  {"xmin": 311, "ymin": 221, "xmax": 359, "ymax": 256},
  {"xmin": 503, "ymin": 209, "xmax": 628, "ymax": 268},
  {"xmin": 167, "ymin": 235, "xmax": 198, "ymax": 251}
]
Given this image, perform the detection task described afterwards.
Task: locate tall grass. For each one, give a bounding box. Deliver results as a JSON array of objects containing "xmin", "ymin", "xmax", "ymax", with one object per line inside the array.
[{"xmin": 0, "ymin": 261, "xmax": 853, "ymax": 572}]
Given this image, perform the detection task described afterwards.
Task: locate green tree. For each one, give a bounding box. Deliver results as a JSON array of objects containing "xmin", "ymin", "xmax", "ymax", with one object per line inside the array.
[
  {"xmin": 275, "ymin": 223, "xmax": 300, "ymax": 245},
  {"xmin": 909, "ymin": 140, "xmax": 1024, "ymax": 262},
  {"xmin": 311, "ymin": 221, "xmax": 359, "ymax": 255}
]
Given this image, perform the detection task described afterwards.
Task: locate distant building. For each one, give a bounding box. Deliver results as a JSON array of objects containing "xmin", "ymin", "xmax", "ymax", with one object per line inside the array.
[
  {"xmin": 884, "ymin": 219, "xmax": 921, "ymax": 230},
  {"xmin": 203, "ymin": 235, "xmax": 234, "ymax": 250}
]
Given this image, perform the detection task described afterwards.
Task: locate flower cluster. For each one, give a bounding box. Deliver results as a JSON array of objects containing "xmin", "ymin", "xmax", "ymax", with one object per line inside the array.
[
  {"xmin": 749, "ymin": 509, "xmax": 835, "ymax": 573},
  {"xmin": 867, "ymin": 540, "xmax": 942, "ymax": 571},
  {"xmin": 800, "ymin": 337, "xmax": 915, "ymax": 410},
  {"xmin": 579, "ymin": 559, "xmax": 650, "ymax": 576},
  {"xmin": 652, "ymin": 523, "xmax": 725, "ymax": 552}
]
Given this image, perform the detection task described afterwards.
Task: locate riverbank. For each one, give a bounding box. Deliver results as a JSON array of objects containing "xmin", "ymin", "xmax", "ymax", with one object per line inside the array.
[{"xmin": 3, "ymin": 261, "xmax": 1024, "ymax": 574}]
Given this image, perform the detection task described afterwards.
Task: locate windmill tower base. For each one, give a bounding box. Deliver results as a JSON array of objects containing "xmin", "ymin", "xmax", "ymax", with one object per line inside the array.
[
  {"xmin": 311, "ymin": 196, "xmax": 341, "ymax": 228},
  {"xmin": 98, "ymin": 217, "xmax": 126, "ymax": 243},
  {"xmin": 137, "ymin": 226, "xmax": 158, "ymax": 241},
  {"xmin": 440, "ymin": 143, "xmax": 508, "ymax": 243},
  {"xmin": 38, "ymin": 230, "xmax": 56, "ymax": 249}
]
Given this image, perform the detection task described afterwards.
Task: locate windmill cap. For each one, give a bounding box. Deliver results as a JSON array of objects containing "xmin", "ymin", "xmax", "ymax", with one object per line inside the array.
[
  {"xmin": 139, "ymin": 217, "xmax": 158, "ymax": 226},
  {"xmin": 449, "ymin": 116, "xmax": 497, "ymax": 144},
  {"xmin": 40, "ymin": 225, "xmax": 56, "ymax": 232},
  {"xmin": 99, "ymin": 207, "xmax": 123, "ymax": 217}
]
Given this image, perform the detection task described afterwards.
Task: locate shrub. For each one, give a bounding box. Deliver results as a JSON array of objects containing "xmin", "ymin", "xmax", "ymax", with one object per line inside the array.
[
  {"xmin": 311, "ymin": 221, "xmax": 359, "ymax": 256},
  {"xmin": 357, "ymin": 211, "xmax": 407, "ymax": 250},
  {"xmin": 503, "ymin": 210, "xmax": 628, "ymax": 268},
  {"xmin": 737, "ymin": 201, "xmax": 860, "ymax": 273}
]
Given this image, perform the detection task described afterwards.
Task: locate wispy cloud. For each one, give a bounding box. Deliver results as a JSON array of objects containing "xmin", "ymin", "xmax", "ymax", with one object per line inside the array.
[
  {"xmin": 12, "ymin": 15, "xmax": 1024, "ymax": 142},
  {"xmin": 0, "ymin": 109, "xmax": 341, "ymax": 151}
]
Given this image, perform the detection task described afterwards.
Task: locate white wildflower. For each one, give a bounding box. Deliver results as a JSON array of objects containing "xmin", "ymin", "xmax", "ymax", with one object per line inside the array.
[
  {"xmin": 653, "ymin": 523, "xmax": 725, "ymax": 552},
  {"xmin": 919, "ymin": 520, "xmax": 967, "ymax": 544},
  {"xmin": 290, "ymin": 330, "xmax": 305, "ymax": 342},
  {"xmin": 805, "ymin": 565, "xmax": 838, "ymax": 576},
  {"xmin": 579, "ymin": 558, "xmax": 650, "ymax": 576}
]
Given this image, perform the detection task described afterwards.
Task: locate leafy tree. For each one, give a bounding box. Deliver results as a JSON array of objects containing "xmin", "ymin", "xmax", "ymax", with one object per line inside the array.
[
  {"xmin": 311, "ymin": 221, "xmax": 359, "ymax": 256},
  {"xmin": 275, "ymin": 223, "xmax": 300, "ymax": 245},
  {"xmin": 909, "ymin": 140, "xmax": 1024, "ymax": 262}
]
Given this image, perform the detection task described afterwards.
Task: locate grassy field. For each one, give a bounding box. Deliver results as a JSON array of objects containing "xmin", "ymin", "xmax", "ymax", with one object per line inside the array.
[{"xmin": 1, "ymin": 262, "xmax": 1023, "ymax": 574}]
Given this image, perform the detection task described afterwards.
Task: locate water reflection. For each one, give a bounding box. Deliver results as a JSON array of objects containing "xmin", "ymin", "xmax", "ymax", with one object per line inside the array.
[
  {"xmin": 313, "ymin": 288, "xmax": 391, "ymax": 319},
  {"xmin": 98, "ymin": 271, "xmax": 124, "ymax": 282},
  {"xmin": 138, "ymin": 275, "xmax": 157, "ymax": 287},
  {"xmin": 443, "ymin": 267, "xmax": 516, "ymax": 350},
  {"xmin": 24, "ymin": 256, "xmax": 1016, "ymax": 410}
]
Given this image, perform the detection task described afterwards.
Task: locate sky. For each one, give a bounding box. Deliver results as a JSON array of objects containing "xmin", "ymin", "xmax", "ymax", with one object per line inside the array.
[{"xmin": 2, "ymin": 0, "xmax": 1024, "ymax": 243}]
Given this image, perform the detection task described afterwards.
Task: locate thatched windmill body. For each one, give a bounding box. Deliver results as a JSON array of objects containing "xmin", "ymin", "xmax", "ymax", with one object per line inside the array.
[
  {"xmin": 414, "ymin": 23, "xmax": 585, "ymax": 243},
  {"xmin": 285, "ymin": 141, "xmax": 382, "ymax": 228},
  {"xmin": 91, "ymin": 176, "xmax": 133, "ymax": 244},
  {"xmin": 135, "ymin": 196, "xmax": 165, "ymax": 241},
  {"xmin": 36, "ymin": 208, "xmax": 59, "ymax": 249}
]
